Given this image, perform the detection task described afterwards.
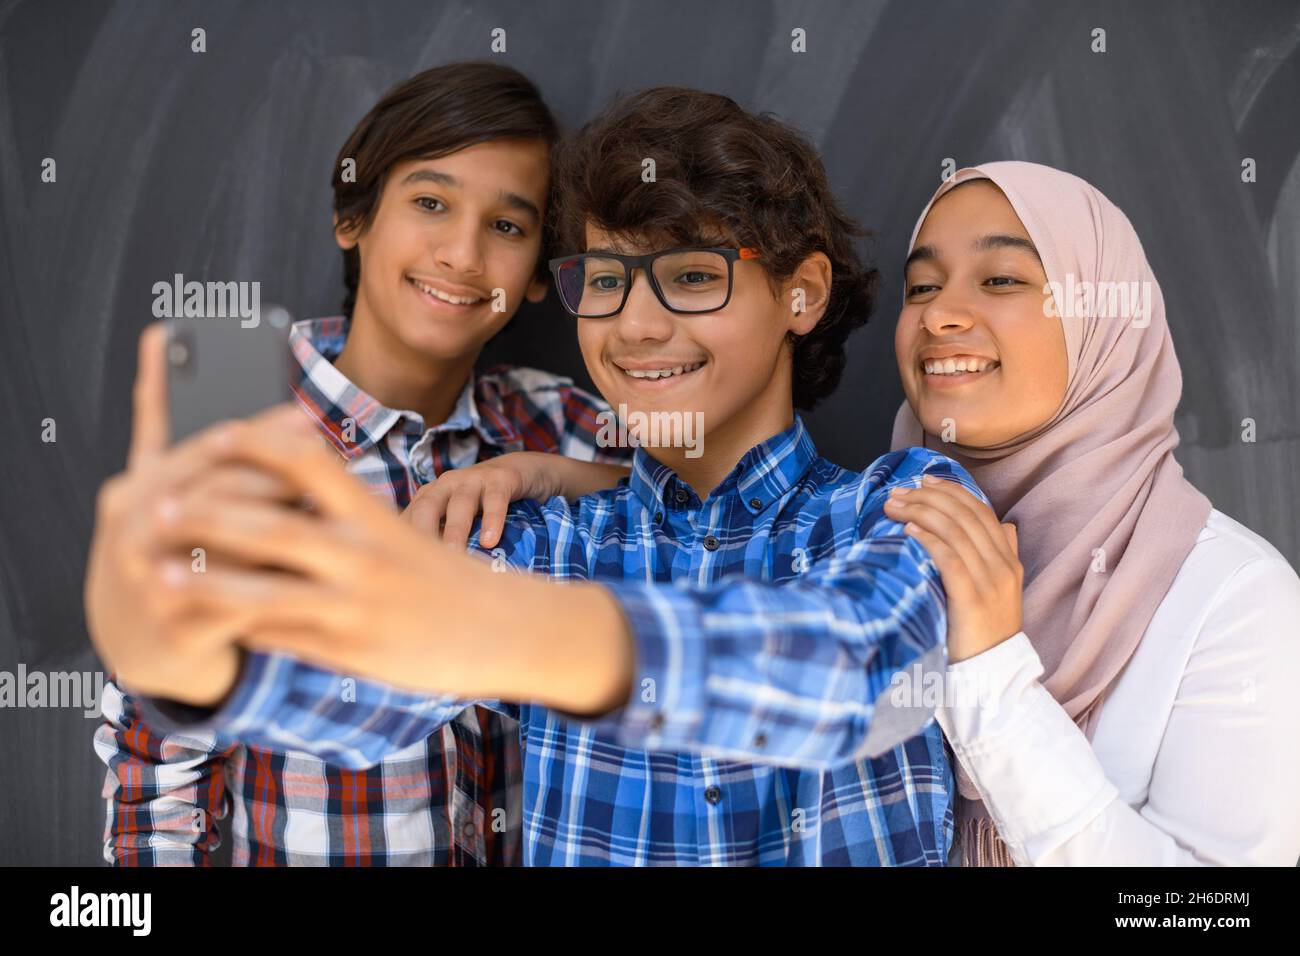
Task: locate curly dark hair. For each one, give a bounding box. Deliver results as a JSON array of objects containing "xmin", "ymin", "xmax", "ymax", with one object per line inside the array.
[
  {"xmin": 550, "ymin": 87, "xmax": 877, "ymax": 410},
  {"xmin": 331, "ymin": 61, "xmax": 559, "ymax": 319}
]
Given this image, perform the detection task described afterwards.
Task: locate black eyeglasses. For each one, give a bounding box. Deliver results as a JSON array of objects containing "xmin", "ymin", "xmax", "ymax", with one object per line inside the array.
[{"xmin": 548, "ymin": 246, "xmax": 761, "ymax": 318}]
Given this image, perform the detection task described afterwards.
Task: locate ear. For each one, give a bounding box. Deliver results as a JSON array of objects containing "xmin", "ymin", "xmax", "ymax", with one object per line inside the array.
[
  {"xmin": 525, "ymin": 275, "xmax": 549, "ymax": 304},
  {"xmin": 333, "ymin": 212, "xmax": 360, "ymax": 251},
  {"xmin": 784, "ymin": 251, "xmax": 832, "ymax": 336}
]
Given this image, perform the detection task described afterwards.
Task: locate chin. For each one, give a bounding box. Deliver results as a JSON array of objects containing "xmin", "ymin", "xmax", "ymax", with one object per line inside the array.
[
  {"xmin": 923, "ymin": 415, "xmax": 999, "ymax": 449},
  {"xmin": 916, "ymin": 407, "xmax": 957, "ymax": 441},
  {"xmin": 397, "ymin": 316, "xmax": 497, "ymax": 361},
  {"xmin": 600, "ymin": 390, "xmax": 713, "ymax": 440}
]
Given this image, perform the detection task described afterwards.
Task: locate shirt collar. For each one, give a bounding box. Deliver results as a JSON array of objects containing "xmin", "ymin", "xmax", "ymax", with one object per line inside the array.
[
  {"xmin": 289, "ymin": 316, "xmax": 519, "ymax": 458},
  {"xmin": 627, "ymin": 416, "xmax": 818, "ymax": 516}
]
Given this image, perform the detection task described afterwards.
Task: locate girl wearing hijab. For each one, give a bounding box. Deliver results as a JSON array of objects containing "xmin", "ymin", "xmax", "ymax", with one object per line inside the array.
[{"xmin": 884, "ymin": 161, "xmax": 1300, "ymax": 866}]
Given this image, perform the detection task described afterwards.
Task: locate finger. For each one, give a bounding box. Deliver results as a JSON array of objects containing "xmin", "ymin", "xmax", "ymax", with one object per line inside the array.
[
  {"xmin": 118, "ymin": 416, "xmax": 309, "ymax": 554},
  {"xmin": 153, "ymin": 555, "xmax": 341, "ymax": 631},
  {"xmin": 917, "ymin": 475, "xmax": 1012, "ymax": 562},
  {"xmin": 127, "ymin": 324, "xmax": 170, "ymax": 468},
  {"xmin": 1002, "ymin": 522, "xmax": 1019, "ymax": 557},
  {"xmin": 478, "ymin": 483, "xmax": 512, "ymax": 549},
  {"xmin": 153, "ymin": 496, "xmax": 351, "ymax": 582},
  {"xmin": 440, "ymin": 489, "xmax": 481, "ymax": 551},
  {"xmin": 247, "ymin": 401, "xmax": 315, "ymax": 433},
  {"xmin": 182, "ymin": 463, "xmax": 301, "ymax": 505},
  {"xmin": 425, "ymin": 484, "xmax": 450, "ymax": 538},
  {"xmin": 400, "ymin": 481, "xmax": 452, "ymax": 535},
  {"xmin": 154, "ymin": 405, "xmax": 301, "ymax": 478},
  {"xmin": 894, "ymin": 483, "xmax": 1007, "ymax": 569},
  {"xmin": 207, "ymin": 406, "xmax": 379, "ymax": 520},
  {"xmin": 402, "ymin": 484, "xmax": 446, "ymax": 534},
  {"xmin": 884, "ymin": 493, "xmax": 996, "ymax": 590},
  {"xmin": 899, "ymin": 523, "xmax": 979, "ymax": 602}
]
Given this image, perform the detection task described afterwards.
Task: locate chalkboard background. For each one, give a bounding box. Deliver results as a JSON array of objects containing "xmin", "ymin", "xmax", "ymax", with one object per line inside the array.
[{"xmin": 1, "ymin": 0, "xmax": 1297, "ymax": 864}]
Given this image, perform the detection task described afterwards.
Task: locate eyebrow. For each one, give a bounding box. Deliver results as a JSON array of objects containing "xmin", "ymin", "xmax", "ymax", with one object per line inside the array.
[
  {"xmin": 399, "ymin": 168, "xmax": 541, "ymax": 224},
  {"xmin": 973, "ymin": 233, "xmax": 1041, "ymax": 263},
  {"xmin": 583, "ymin": 237, "xmax": 728, "ymax": 257},
  {"xmin": 904, "ymin": 233, "xmax": 1042, "ymax": 271},
  {"xmin": 904, "ymin": 244, "xmax": 937, "ymax": 271}
]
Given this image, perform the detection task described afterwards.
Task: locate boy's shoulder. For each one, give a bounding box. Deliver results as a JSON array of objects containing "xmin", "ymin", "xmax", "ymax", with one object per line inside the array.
[
  {"xmin": 808, "ymin": 446, "xmax": 989, "ymax": 514},
  {"xmin": 864, "ymin": 446, "xmax": 985, "ymax": 499}
]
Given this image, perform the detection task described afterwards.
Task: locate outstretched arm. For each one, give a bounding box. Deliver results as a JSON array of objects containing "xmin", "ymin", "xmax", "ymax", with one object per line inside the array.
[{"xmin": 124, "ymin": 421, "xmax": 965, "ymax": 770}]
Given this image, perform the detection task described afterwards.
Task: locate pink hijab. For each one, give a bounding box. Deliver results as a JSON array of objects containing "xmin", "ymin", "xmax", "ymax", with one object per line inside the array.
[{"xmin": 890, "ymin": 162, "xmax": 1212, "ymax": 865}]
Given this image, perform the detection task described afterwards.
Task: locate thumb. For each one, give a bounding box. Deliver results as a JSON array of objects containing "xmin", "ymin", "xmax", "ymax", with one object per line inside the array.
[
  {"xmin": 127, "ymin": 323, "xmax": 170, "ymax": 469},
  {"xmin": 1002, "ymin": 522, "xmax": 1019, "ymax": 555}
]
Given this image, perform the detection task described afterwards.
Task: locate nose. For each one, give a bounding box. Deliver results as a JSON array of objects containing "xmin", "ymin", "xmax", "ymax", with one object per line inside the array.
[
  {"xmin": 612, "ymin": 269, "xmax": 674, "ymax": 343},
  {"xmin": 919, "ymin": 288, "xmax": 976, "ymax": 336},
  {"xmin": 432, "ymin": 215, "xmax": 485, "ymax": 277}
]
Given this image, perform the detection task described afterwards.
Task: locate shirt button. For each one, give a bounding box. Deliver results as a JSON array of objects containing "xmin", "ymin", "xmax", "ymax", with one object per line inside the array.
[
  {"xmin": 749, "ymin": 497, "xmax": 762, "ymax": 510},
  {"xmin": 654, "ymin": 511, "xmax": 663, "ymax": 523},
  {"xmin": 674, "ymin": 488, "xmax": 689, "ymax": 504},
  {"xmin": 461, "ymin": 821, "xmax": 477, "ymax": 838},
  {"xmin": 702, "ymin": 535, "xmax": 719, "ymax": 551},
  {"xmin": 649, "ymin": 713, "xmax": 665, "ymax": 731},
  {"xmin": 753, "ymin": 732, "xmax": 767, "ymax": 749},
  {"xmin": 704, "ymin": 785, "xmax": 722, "ymax": 805}
]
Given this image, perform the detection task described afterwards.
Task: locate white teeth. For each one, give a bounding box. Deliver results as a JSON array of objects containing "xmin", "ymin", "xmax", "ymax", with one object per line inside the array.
[
  {"xmin": 410, "ymin": 277, "xmax": 482, "ymax": 306},
  {"xmin": 623, "ymin": 361, "xmax": 704, "ymax": 379},
  {"xmin": 922, "ymin": 357, "xmax": 999, "ymax": 376}
]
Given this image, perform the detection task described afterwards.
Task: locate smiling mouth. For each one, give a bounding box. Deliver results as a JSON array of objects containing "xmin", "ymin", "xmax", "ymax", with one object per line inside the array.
[
  {"xmin": 617, "ymin": 360, "xmax": 707, "ymax": 381},
  {"xmin": 921, "ymin": 356, "xmax": 1000, "ymax": 378},
  {"xmin": 407, "ymin": 276, "xmax": 484, "ymax": 307}
]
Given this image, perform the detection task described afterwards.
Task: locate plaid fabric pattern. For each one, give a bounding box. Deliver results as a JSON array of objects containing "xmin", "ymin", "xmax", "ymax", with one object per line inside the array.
[
  {"xmin": 150, "ymin": 418, "xmax": 986, "ymax": 866},
  {"xmin": 94, "ymin": 316, "xmax": 629, "ymax": 866}
]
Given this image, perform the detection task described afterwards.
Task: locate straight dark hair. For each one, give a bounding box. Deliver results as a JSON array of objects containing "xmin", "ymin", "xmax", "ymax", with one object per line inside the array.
[{"xmin": 331, "ymin": 61, "xmax": 559, "ymax": 318}]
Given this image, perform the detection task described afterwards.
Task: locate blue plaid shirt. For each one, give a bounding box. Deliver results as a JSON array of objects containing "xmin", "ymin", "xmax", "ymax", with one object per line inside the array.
[{"xmin": 145, "ymin": 419, "xmax": 986, "ymax": 865}]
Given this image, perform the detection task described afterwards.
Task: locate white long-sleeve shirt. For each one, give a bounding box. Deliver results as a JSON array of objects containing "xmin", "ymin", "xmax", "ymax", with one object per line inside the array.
[{"xmin": 936, "ymin": 508, "xmax": 1300, "ymax": 866}]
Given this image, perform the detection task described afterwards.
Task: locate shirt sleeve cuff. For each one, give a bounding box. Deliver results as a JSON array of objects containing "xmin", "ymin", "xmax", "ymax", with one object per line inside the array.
[
  {"xmin": 134, "ymin": 650, "xmax": 288, "ymax": 742},
  {"xmin": 575, "ymin": 581, "xmax": 708, "ymax": 750},
  {"xmin": 935, "ymin": 631, "xmax": 1119, "ymax": 860},
  {"xmin": 934, "ymin": 631, "xmax": 1041, "ymax": 747}
]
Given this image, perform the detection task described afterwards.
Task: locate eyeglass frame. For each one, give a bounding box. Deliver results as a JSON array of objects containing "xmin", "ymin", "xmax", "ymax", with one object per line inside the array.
[{"xmin": 547, "ymin": 246, "xmax": 762, "ymax": 319}]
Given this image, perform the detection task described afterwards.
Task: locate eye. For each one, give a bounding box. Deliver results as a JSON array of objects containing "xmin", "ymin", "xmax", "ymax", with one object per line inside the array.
[
  {"xmin": 588, "ymin": 273, "xmax": 625, "ymax": 292},
  {"xmin": 493, "ymin": 219, "xmax": 525, "ymax": 237},
  {"xmin": 674, "ymin": 269, "xmax": 722, "ymax": 287},
  {"xmin": 415, "ymin": 196, "xmax": 445, "ymax": 213},
  {"xmin": 985, "ymin": 276, "xmax": 1022, "ymax": 288},
  {"xmin": 906, "ymin": 283, "xmax": 939, "ymax": 298}
]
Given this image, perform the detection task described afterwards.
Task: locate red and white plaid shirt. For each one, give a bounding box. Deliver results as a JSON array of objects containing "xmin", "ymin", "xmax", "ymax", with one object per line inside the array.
[{"xmin": 94, "ymin": 316, "xmax": 629, "ymax": 865}]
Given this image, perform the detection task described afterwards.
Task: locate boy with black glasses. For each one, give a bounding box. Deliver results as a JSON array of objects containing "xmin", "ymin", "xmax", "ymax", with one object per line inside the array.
[{"xmin": 91, "ymin": 87, "xmax": 984, "ymax": 865}]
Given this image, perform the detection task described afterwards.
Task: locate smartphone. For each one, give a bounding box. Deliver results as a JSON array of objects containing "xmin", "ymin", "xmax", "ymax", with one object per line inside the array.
[{"xmin": 165, "ymin": 305, "xmax": 294, "ymax": 442}]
